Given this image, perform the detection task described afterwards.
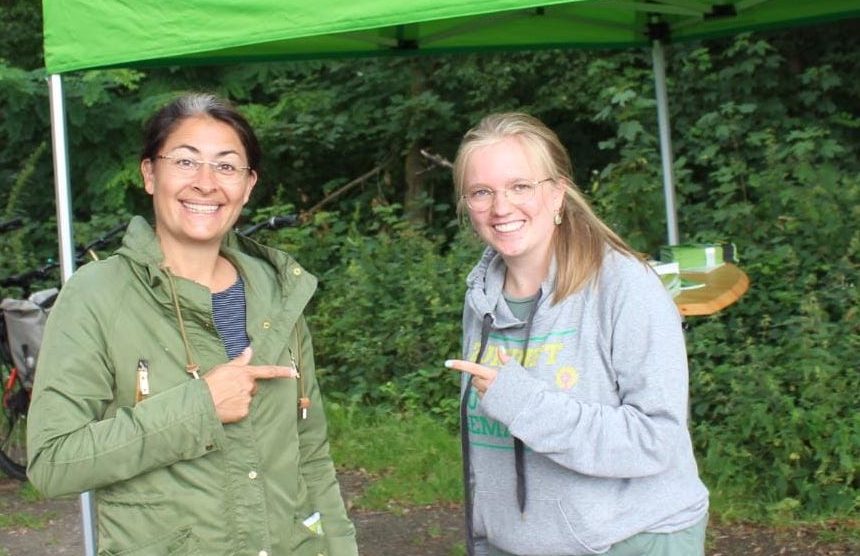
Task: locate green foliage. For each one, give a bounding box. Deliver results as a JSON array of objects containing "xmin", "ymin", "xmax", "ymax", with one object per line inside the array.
[
  {"xmin": 0, "ymin": 63, "xmax": 51, "ymax": 226},
  {"xmin": 268, "ymin": 204, "xmax": 481, "ymax": 428},
  {"xmin": 669, "ymin": 30, "xmax": 860, "ymax": 519},
  {"xmin": 0, "ymin": 0, "xmax": 44, "ymax": 70},
  {"xmin": 588, "ymin": 52, "xmax": 667, "ymax": 251},
  {"xmin": 688, "ymin": 232, "xmax": 859, "ymax": 517}
]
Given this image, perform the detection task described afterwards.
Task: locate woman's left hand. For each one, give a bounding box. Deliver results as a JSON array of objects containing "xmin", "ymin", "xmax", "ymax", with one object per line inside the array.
[{"xmin": 445, "ymin": 347, "xmax": 510, "ymax": 397}]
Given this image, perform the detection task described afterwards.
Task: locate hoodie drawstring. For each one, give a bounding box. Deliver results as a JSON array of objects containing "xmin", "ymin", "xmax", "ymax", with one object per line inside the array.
[
  {"xmin": 461, "ymin": 293, "xmax": 542, "ymax": 554},
  {"xmin": 514, "ymin": 290, "xmax": 541, "ymax": 517},
  {"xmin": 462, "ymin": 313, "xmax": 492, "ymax": 556}
]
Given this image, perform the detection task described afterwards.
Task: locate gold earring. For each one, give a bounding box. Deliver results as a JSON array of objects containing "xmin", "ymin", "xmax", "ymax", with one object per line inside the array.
[{"xmin": 554, "ymin": 210, "xmax": 562, "ymax": 226}]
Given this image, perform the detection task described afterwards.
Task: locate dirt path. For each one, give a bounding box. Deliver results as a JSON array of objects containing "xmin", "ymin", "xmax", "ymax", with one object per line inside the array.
[{"xmin": 0, "ymin": 474, "xmax": 857, "ymax": 555}]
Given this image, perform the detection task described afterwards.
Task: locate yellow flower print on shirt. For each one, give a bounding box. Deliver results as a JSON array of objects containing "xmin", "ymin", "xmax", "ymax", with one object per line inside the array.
[{"xmin": 555, "ymin": 367, "xmax": 579, "ymax": 390}]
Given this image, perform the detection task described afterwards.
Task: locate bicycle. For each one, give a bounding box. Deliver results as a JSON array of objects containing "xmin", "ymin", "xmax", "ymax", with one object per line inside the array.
[
  {"xmin": 0, "ymin": 222, "xmax": 127, "ymax": 480},
  {"xmin": 0, "ymin": 214, "xmax": 299, "ymax": 480}
]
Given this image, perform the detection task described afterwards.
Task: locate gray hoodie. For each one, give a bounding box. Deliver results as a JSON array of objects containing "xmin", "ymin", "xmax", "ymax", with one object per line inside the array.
[{"xmin": 461, "ymin": 248, "xmax": 708, "ymax": 555}]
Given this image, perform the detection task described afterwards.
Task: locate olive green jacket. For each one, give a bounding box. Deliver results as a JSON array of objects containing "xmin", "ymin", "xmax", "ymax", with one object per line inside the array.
[{"xmin": 27, "ymin": 216, "xmax": 357, "ymax": 556}]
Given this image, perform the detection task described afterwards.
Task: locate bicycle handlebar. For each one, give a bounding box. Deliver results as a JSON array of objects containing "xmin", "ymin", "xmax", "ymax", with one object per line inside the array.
[
  {"xmin": 0, "ymin": 266, "xmax": 56, "ymax": 289},
  {"xmin": 238, "ymin": 214, "xmax": 300, "ymax": 237},
  {"xmin": 79, "ymin": 222, "xmax": 128, "ymax": 259},
  {"xmin": 3, "ymin": 215, "xmax": 298, "ymax": 291},
  {"xmin": 0, "ymin": 217, "xmax": 24, "ymax": 234},
  {"xmin": 1, "ymin": 221, "xmax": 128, "ymax": 290}
]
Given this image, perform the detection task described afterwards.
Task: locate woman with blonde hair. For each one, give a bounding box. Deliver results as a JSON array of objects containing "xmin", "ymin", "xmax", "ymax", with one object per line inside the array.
[{"xmin": 446, "ymin": 113, "xmax": 708, "ymax": 556}]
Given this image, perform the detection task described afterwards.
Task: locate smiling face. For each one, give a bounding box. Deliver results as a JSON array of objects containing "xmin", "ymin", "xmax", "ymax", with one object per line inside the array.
[
  {"xmin": 140, "ymin": 115, "xmax": 257, "ymax": 258},
  {"xmin": 463, "ymin": 136, "xmax": 564, "ymax": 267}
]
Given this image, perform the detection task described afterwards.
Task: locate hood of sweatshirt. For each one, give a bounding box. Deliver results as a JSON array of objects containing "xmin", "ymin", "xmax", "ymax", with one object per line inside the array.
[{"xmin": 464, "ymin": 246, "xmax": 561, "ymax": 331}]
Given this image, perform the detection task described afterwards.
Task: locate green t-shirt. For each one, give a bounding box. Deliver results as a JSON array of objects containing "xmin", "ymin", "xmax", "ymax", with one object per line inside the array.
[{"xmin": 503, "ymin": 292, "xmax": 538, "ymax": 321}]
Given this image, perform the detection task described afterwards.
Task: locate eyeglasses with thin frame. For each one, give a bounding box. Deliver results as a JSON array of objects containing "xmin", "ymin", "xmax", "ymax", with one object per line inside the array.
[
  {"xmin": 461, "ymin": 178, "xmax": 554, "ymax": 212},
  {"xmin": 156, "ymin": 155, "xmax": 251, "ymax": 184}
]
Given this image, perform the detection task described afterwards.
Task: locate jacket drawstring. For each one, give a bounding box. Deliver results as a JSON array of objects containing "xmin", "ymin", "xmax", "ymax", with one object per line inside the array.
[{"xmin": 162, "ymin": 265, "xmax": 200, "ymax": 379}]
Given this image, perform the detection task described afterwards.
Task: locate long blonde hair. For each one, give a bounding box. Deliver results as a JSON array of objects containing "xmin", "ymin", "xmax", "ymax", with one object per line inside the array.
[{"xmin": 453, "ymin": 112, "xmax": 639, "ymax": 303}]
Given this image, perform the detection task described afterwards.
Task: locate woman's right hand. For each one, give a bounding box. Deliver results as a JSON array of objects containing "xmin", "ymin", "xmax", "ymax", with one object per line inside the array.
[
  {"xmin": 445, "ymin": 346, "xmax": 510, "ymax": 398},
  {"xmin": 203, "ymin": 347, "xmax": 297, "ymax": 423}
]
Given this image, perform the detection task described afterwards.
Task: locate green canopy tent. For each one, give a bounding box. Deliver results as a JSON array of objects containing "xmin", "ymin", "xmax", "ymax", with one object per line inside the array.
[
  {"xmin": 39, "ymin": 1, "xmax": 860, "ymax": 553},
  {"xmin": 43, "ymin": 0, "xmax": 858, "ymax": 72},
  {"xmin": 42, "ymin": 0, "xmax": 859, "ymax": 249}
]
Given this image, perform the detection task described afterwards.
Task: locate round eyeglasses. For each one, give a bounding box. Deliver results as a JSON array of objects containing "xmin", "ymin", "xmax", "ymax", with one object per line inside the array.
[
  {"xmin": 461, "ymin": 178, "xmax": 554, "ymax": 212},
  {"xmin": 157, "ymin": 155, "xmax": 251, "ymax": 185}
]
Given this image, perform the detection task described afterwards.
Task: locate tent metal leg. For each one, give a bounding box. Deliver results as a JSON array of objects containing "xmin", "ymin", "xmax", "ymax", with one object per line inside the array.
[
  {"xmin": 47, "ymin": 73, "xmax": 98, "ymax": 556},
  {"xmin": 78, "ymin": 491, "xmax": 98, "ymax": 555},
  {"xmin": 47, "ymin": 74, "xmax": 76, "ymax": 282},
  {"xmin": 651, "ymin": 39, "xmax": 680, "ymax": 246}
]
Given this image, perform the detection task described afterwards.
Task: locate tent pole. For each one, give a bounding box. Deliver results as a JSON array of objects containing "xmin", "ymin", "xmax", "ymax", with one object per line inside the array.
[
  {"xmin": 47, "ymin": 73, "xmax": 98, "ymax": 556},
  {"xmin": 47, "ymin": 74, "xmax": 75, "ymax": 281},
  {"xmin": 651, "ymin": 39, "xmax": 680, "ymax": 245}
]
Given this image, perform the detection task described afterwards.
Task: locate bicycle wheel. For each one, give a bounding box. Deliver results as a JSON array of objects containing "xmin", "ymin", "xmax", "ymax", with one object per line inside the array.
[{"xmin": 0, "ymin": 363, "xmax": 29, "ymax": 481}]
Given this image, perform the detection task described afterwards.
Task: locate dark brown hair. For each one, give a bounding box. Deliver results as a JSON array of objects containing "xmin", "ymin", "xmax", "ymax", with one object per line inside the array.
[{"xmin": 140, "ymin": 93, "xmax": 261, "ymax": 172}]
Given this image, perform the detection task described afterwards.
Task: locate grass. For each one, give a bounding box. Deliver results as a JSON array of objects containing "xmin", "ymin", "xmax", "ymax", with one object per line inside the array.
[
  {"xmin": 18, "ymin": 481, "xmax": 43, "ymax": 503},
  {"xmin": 0, "ymin": 480, "xmax": 51, "ymax": 531},
  {"xmin": 817, "ymin": 519, "xmax": 860, "ymax": 544},
  {"xmin": 326, "ymin": 402, "xmax": 462, "ymax": 509},
  {"xmin": 0, "ymin": 509, "xmax": 55, "ymax": 530}
]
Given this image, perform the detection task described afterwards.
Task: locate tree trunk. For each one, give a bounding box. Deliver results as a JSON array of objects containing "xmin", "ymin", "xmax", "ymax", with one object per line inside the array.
[{"xmin": 404, "ymin": 60, "xmax": 427, "ymax": 225}]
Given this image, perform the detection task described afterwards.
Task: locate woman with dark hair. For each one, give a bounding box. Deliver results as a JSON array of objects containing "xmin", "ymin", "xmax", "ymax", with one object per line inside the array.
[
  {"xmin": 27, "ymin": 93, "xmax": 357, "ymax": 555},
  {"xmin": 446, "ymin": 113, "xmax": 708, "ymax": 556}
]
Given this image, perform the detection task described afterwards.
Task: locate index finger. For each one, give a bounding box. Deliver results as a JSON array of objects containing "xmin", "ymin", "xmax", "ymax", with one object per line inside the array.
[
  {"xmin": 246, "ymin": 365, "xmax": 298, "ymax": 380},
  {"xmin": 444, "ymin": 359, "xmax": 494, "ymax": 380}
]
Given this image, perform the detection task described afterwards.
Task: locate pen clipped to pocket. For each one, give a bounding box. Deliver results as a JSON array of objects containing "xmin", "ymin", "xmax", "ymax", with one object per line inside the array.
[{"xmin": 135, "ymin": 359, "xmax": 150, "ymax": 403}]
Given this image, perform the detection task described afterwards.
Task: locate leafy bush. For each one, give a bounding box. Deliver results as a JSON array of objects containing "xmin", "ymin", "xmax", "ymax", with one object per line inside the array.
[
  {"xmin": 265, "ymin": 204, "xmax": 481, "ymax": 429},
  {"xmin": 657, "ymin": 33, "xmax": 859, "ymax": 518}
]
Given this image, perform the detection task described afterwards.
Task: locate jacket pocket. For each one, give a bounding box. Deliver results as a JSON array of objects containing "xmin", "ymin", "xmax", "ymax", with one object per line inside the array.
[
  {"xmin": 290, "ymin": 512, "xmax": 327, "ymax": 556},
  {"xmin": 99, "ymin": 526, "xmax": 200, "ymax": 555}
]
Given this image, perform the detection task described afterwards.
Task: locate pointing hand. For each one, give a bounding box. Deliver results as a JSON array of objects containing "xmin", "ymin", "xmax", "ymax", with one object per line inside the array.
[
  {"xmin": 445, "ymin": 346, "xmax": 510, "ymax": 397},
  {"xmin": 204, "ymin": 347, "xmax": 297, "ymax": 423}
]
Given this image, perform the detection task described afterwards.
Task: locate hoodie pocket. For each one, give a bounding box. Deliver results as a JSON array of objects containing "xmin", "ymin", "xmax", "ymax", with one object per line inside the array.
[{"xmin": 475, "ymin": 490, "xmax": 597, "ymax": 555}]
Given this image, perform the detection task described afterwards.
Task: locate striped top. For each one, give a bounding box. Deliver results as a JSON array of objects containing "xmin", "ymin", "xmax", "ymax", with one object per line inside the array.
[{"xmin": 211, "ymin": 275, "xmax": 250, "ymax": 359}]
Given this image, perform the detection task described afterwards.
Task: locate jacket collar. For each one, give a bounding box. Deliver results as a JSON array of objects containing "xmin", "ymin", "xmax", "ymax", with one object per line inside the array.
[{"xmin": 116, "ymin": 215, "xmax": 317, "ymax": 301}]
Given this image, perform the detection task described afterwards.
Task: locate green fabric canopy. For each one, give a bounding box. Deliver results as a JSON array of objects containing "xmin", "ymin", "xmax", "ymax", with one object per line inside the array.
[{"xmin": 43, "ymin": 0, "xmax": 859, "ymax": 74}]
